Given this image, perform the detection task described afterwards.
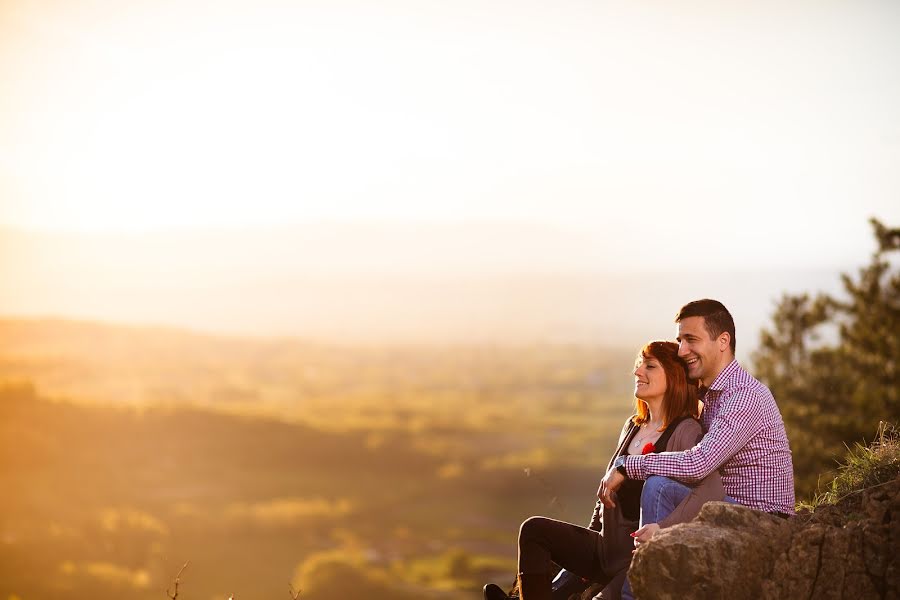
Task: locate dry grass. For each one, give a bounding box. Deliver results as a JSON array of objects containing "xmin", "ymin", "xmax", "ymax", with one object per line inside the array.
[{"xmin": 798, "ymin": 421, "xmax": 900, "ymax": 512}]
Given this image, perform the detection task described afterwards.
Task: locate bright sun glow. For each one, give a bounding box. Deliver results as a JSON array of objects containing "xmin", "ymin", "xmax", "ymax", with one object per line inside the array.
[
  {"xmin": 1, "ymin": 0, "xmax": 899, "ymax": 343},
  {"xmin": 2, "ymin": 0, "xmax": 898, "ymax": 251}
]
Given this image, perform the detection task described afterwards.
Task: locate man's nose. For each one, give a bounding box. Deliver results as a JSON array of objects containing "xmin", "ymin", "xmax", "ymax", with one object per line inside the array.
[{"xmin": 677, "ymin": 341, "xmax": 689, "ymax": 357}]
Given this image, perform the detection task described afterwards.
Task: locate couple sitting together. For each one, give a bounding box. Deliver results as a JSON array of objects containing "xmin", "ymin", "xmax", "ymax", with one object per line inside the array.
[{"xmin": 484, "ymin": 299, "xmax": 795, "ymax": 600}]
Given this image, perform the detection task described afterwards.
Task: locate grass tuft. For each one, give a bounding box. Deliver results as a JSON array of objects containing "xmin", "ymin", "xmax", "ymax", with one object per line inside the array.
[{"xmin": 798, "ymin": 421, "xmax": 900, "ymax": 512}]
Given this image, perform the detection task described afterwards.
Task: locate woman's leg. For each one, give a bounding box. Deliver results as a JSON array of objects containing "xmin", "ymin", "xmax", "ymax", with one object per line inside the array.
[{"xmin": 517, "ymin": 516, "xmax": 608, "ymax": 600}]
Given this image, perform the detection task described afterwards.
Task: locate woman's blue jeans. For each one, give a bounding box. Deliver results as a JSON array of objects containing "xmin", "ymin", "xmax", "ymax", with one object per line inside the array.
[{"xmin": 621, "ymin": 476, "xmax": 735, "ymax": 600}]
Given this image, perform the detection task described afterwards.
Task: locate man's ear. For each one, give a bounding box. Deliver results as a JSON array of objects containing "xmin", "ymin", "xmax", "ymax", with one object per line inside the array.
[{"xmin": 718, "ymin": 332, "xmax": 731, "ymax": 352}]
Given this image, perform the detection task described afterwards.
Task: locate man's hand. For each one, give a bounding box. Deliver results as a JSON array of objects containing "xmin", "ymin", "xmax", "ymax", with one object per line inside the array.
[
  {"xmin": 597, "ymin": 467, "xmax": 625, "ymax": 508},
  {"xmin": 631, "ymin": 523, "xmax": 660, "ymax": 546}
]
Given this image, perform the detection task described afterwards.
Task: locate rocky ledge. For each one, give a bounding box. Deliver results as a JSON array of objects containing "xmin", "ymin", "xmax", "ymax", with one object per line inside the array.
[{"xmin": 610, "ymin": 476, "xmax": 900, "ymax": 599}]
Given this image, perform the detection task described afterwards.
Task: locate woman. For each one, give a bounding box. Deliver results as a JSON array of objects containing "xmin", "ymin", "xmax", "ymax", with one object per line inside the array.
[{"xmin": 484, "ymin": 341, "xmax": 724, "ymax": 600}]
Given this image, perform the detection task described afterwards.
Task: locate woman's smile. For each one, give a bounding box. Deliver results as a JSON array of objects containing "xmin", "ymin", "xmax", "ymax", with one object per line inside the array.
[{"xmin": 633, "ymin": 357, "xmax": 667, "ymax": 401}]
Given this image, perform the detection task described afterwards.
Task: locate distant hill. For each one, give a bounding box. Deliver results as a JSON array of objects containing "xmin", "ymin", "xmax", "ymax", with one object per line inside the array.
[{"xmin": 0, "ymin": 224, "xmax": 845, "ymax": 349}]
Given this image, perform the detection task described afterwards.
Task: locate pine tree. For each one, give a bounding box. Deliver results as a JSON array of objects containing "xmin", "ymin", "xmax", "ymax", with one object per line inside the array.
[{"xmin": 753, "ymin": 218, "xmax": 900, "ymax": 496}]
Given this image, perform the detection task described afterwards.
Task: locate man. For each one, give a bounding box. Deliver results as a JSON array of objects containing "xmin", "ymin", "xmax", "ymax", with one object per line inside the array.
[{"xmin": 598, "ymin": 298, "xmax": 794, "ymax": 529}]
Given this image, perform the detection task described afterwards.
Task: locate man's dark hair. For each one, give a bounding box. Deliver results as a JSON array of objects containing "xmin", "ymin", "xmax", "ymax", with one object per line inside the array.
[{"xmin": 675, "ymin": 299, "xmax": 736, "ymax": 354}]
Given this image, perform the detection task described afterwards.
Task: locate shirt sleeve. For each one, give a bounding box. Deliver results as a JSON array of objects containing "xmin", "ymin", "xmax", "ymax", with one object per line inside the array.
[{"xmin": 623, "ymin": 387, "xmax": 765, "ymax": 483}]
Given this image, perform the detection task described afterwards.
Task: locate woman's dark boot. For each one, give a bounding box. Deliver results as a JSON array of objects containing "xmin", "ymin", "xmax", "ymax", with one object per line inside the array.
[
  {"xmin": 517, "ymin": 572, "xmax": 552, "ymax": 600},
  {"xmin": 551, "ymin": 569, "xmax": 589, "ymax": 599},
  {"xmin": 483, "ymin": 583, "xmax": 510, "ymax": 600}
]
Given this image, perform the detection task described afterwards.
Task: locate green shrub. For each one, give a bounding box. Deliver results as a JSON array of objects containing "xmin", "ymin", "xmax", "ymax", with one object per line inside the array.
[{"xmin": 799, "ymin": 421, "xmax": 900, "ymax": 511}]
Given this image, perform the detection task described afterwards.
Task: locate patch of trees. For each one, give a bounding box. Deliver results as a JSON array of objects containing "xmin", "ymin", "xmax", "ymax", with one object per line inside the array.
[{"xmin": 754, "ymin": 218, "xmax": 900, "ymax": 495}]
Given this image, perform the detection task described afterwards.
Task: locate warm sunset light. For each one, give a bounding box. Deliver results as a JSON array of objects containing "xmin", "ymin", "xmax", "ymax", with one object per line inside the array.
[
  {"xmin": 2, "ymin": 1, "xmax": 898, "ymax": 248},
  {"xmin": 1, "ymin": 2, "xmax": 898, "ymax": 599}
]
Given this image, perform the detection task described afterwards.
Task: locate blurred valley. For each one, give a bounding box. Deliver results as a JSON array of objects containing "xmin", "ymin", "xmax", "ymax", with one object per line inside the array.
[
  {"xmin": 0, "ymin": 223, "xmax": 853, "ymax": 599},
  {"xmin": 0, "ymin": 318, "xmax": 638, "ymax": 600}
]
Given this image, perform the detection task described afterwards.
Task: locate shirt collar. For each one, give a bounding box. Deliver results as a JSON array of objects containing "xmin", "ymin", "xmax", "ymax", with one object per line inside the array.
[{"xmin": 707, "ymin": 359, "xmax": 741, "ymax": 393}]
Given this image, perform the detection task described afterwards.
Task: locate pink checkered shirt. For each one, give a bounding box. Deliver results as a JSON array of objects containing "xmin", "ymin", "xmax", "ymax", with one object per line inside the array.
[{"xmin": 624, "ymin": 359, "xmax": 795, "ymax": 515}]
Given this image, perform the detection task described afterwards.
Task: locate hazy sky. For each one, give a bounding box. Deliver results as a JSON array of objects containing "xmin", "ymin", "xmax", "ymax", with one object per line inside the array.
[
  {"xmin": 0, "ymin": 1, "xmax": 898, "ymax": 346},
  {"xmin": 2, "ymin": 0, "xmax": 898, "ymax": 264}
]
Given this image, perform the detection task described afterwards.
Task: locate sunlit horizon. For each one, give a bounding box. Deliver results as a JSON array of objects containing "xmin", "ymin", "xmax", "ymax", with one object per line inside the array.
[
  {"xmin": 2, "ymin": 0, "xmax": 899, "ymax": 346},
  {"xmin": 0, "ymin": 219, "xmax": 858, "ymax": 352}
]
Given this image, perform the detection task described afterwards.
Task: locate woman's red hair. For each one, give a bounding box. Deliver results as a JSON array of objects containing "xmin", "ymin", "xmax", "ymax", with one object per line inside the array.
[{"xmin": 632, "ymin": 340, "xmax": 699, "ymax": 429}]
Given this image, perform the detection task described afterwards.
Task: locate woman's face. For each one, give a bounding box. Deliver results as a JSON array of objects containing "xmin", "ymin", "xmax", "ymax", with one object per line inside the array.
[{"xmin": 633, "ymin": 354, "xmax": 667, "ymax": 403}]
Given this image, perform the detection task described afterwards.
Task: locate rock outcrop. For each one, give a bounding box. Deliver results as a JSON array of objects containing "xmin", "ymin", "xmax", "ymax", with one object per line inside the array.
[{"xmin": 608, "ymin": 476, "xmax": 900, "ymax": 599}]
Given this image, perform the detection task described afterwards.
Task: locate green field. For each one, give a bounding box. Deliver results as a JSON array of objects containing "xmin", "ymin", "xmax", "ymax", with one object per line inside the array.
[{"xmin": 0, "ymin": 319, "xmax": 638, "ymax": 600}]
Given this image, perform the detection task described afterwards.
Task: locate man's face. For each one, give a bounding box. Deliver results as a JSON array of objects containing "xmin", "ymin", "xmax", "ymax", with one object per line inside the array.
[{"xmin": 676, "ymin": 316, "xmax": 724, "ymax": 386}]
